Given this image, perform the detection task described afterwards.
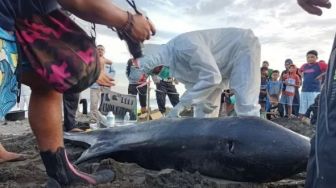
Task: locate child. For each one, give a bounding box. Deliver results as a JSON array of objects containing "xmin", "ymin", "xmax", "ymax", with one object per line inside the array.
[
  {"xmin": 259, "ymin": 67, "xmax": 269, "ymax": 113},
  {"xmin": 266, "ymin": 70, "xmax": 282, "ymax": 112},
  {"xmin": 280, "ymin": 64, "xmax": 301, "ymax": 118},
  {"xmin": 267, "ymin": 94, "xmax": 281, "ymax": 120},
  {"xmin": 298, "ymin": 50, "xmax": 327, "ymax": 118}
]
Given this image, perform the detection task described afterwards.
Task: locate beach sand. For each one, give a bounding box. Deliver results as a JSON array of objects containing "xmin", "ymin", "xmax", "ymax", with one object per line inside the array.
[{"xmin": 0, "ymin": 117, "xmax": 311, "ymax": 188}]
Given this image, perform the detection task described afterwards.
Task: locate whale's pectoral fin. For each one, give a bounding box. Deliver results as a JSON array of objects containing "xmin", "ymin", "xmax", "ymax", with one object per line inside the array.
[
  {"xmin": 74, "ymin": 142, "xmax": 121, "ymax": 165},
  {"xmin": 64, "ymin": 131, "xmax": 99, "ymax": 147}
]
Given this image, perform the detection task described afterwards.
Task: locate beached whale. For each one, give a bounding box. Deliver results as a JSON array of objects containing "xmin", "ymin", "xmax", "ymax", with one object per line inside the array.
[{"xmin": 64, "ymin": 117, "xmax": 310, "ymax": 182}]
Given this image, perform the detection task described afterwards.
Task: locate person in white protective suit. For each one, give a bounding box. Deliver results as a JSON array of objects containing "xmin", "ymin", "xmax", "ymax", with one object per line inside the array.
[{"xmin": 139, "ymin": 28, "xmax": 261, "ymax": 118}]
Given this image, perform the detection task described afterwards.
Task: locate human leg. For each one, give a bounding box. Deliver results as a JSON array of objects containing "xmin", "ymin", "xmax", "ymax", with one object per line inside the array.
[
  {"xmin": 155, "ymin": 81, "xmax": 167, "ymax": 114},
  {"xmin": 138, "ymin": 85, "xmax": 148, "ymax": 113},
  {"xmin": 22, "ymin": 72, "xmax": 113, "ymax": 185},
  {"xmin": 0, "ymin": 143, "xmax": 26, "ymax": 164},
  {"xmin": 90, "ymin": 88, "xmax": 101, "ymax": 121},
  {"xmin": 287, "ymin": 105, "xmax": 293, "ymax": 117},
  {"xmin": 63, "ymin": 92, "xmax": 82, "ymax": 132},
  {"xmin": 279, "ymin": 95, "xmax": 287, "ymax": 117},
  {"xmin": 265, "ymin": 96, "xmax": 271, "ymax": 112},
  {"xmin": 293, "ymin": 88, "xmax": 300, "ymax": 116},
  {"xmin": 18, "ymin": 96, "xmax": 26, "ymax": 110},
  {"xmin": 287, "ymin": 96, "xmax": 294, "ymax": 117},
  {"xmin": 166, "ymin": 81, "xmax": 180, "ymax": 107},
  {"xmin": 22, "ymin": 72, "xmax": 63, "ymax": 151},
  {"xmin": 230, "ymin": 39, "xmax": 261, "ymax": 117},
  {"xmin": 299, "ymin": 92, "xmax": 309, "ymax": 117},
  {"xmin": 193, "ymin": 84, "xmax": 223, "ymax": 118}
]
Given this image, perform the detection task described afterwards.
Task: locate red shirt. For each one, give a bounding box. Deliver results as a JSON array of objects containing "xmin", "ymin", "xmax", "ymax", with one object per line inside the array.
[{"xmin": 283, "ymin": 73, "xmax": 301, "ymax": 96}]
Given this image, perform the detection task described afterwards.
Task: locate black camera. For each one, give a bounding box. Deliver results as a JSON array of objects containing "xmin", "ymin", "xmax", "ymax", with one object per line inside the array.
[{"xmin": 117, "ymin": 30, "xmax": 143, "ymax": 59}]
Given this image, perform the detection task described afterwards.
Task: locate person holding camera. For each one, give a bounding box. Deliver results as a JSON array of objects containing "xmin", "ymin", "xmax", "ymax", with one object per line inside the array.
[{"xmin": 0, "ymin": 0, "xmax": 155, "ymax": 186}]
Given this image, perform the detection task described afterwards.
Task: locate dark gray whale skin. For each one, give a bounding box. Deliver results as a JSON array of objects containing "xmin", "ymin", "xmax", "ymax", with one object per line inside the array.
[{"xmin": 64, "ymin": 117, "xmax": 310, "ymax": 182}]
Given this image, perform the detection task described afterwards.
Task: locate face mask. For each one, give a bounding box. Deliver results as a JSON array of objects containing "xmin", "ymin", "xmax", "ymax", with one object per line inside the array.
[
  {"xmin": 229, "ymin": 95, "xmax": 236, "ymax": 104},
  {"xmin": 158, "ymin": 66, "xmax": 170, "ymax": 79}
]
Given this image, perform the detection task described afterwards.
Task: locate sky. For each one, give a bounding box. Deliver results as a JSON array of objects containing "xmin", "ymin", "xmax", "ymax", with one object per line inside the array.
[{"xmin": 72, "ymin": 0, "xmax": 336, "ymax": 103}]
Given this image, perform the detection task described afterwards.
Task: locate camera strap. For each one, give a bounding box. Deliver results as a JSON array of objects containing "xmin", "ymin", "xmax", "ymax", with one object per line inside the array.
[{"xmin": 126, "ymin": 0, "xmax": 142, "ymax": 15}]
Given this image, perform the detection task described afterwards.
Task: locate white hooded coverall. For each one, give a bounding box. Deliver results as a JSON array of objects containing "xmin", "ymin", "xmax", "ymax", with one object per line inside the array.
[{"xmin": 140, "ymin": 28, "xmax": 261, "ymax": 117}]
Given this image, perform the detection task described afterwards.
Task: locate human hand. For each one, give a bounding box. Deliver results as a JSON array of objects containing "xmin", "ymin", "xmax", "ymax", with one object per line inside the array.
[
  {"xmin": 297, "ymin": 0, "xmax": 332, "ymax": 16},
  {"xmin": 165, "ymin": 103, "xmax": 184, "ymax": 118},
  {"xmin": 97, "ymin": 71, "xmax": 115, "ymax": 87},
  {"xmin": 138, "ymin": 74, "xmax": 147, "ymax": 83},
  {"xmin": 131, "ymin": 14, "xmax": 156, "ymax": 42},
  {"xmin": 173, "ymin": 78, "xmax": 179, "ymax": 85},
  {"xmin": 202, "ymin": 103, "xmax": 218, "ymax": 114}
]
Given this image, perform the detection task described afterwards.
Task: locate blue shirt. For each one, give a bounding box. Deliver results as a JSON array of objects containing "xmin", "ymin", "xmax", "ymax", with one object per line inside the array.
[
  {"xmin": 267, "ymin": 81, "xmax": 282, "ymax": 95},
  {"xmin": 127, "ymin": 65, "xmax": 147, "ymax": 85},
  {"xmin": 260, "ymin": 77, "xmax": 268, "ymax": 90},
  {"xmin": 300, "ymin": 63, "xmax": 324, "ymax": 92},
  {"xmin": 126, "ymin": 59, "xmax": 147, "ymax": 85},
  {"xmin": 0, "ymin": 0, "xmax": 58, "ymax": 31}
]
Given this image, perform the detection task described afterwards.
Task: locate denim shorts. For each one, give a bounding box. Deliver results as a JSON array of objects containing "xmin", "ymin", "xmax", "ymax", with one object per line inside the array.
[{"xmin": 280, "ymin": 95, "xmax": 294, "ymax": 106}]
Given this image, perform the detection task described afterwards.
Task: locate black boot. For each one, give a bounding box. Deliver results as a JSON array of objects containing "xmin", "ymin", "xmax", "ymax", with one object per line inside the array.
[{"xmin": 40, "ymin": 147, "xmax": 114, "ymax": 187}]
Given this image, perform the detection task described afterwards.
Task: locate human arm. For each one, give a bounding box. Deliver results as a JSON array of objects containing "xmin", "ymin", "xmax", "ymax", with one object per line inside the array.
[
  {"xmin": 284, "ymin": 76, "xmax": 300, "ymax": 87},
  {"xmin": 286, "ymin": 79, "xmax": 301, "ymax": 87},
  {"xmin": 260, "ymin": 89, "xmax": 267, "ymax": 95},
  {"xmin": 298, "ymin": 65, "xmax": 305, "ymax": 78},
  {"xmin": 126, "ymin": 59, "xmax": 132, "ymax": 78},
  {"xmin": 57, "ymin": 0, "xmax": 155, "ymax": 41},
  {"xmin": 295, "ymin": 76, "xmax": 302, "ymax": 88},
  {"xmin": 316, "ymin": 72, "xmax": 327, "ymax": 80},
  {"xmin": 96, "ymin": 56, "xmax": 115, "ymax": 87},
  {"xmin": 266, "ymin": 83, "xmax": 271, "ymax": 99},
  {"xmin": 319, "ymin": 60, "xmax": 328, "ymax": 72},
  {"xmin": 297, "ymin": 0, "xmax": 331, "ymax": 16},
  {"xmin": 278, "ymin": 83, "xmax": 283, "ymax": 97},
  {"xmin": 96, "ymin": 72, "xmax": 115, "ymax": 87},
  {"xmin": 105, "ymin": 59, "xmax": 112, "ymax": 65}
]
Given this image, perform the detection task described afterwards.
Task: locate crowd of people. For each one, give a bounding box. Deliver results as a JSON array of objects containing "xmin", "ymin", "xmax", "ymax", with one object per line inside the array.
[
  {"xmin": 258, "ymin": 50, "xmax": 327, "ymax": 125},
  {"xmin": 0, "ymin": 0, "xmax": 335, "ymax": 187}
]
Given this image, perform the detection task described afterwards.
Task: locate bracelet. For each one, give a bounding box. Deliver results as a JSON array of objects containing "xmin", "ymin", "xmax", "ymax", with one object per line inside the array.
[{"xmin": 118, "ymin": 11, "xmax": 134, "ymax": 35}]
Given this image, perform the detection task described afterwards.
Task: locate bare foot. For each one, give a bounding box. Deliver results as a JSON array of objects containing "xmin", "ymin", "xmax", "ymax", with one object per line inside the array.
[
  {"xmin": 0, "ymin": 143, "xmax": 27, "ymax": 164},
  {"xmin": 68, "ymin": 128, "xmax": 84, "ymax": 133},
  {"xmin": 0, "ymin": 150, "xmax": 27, "ymax": 164}
]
